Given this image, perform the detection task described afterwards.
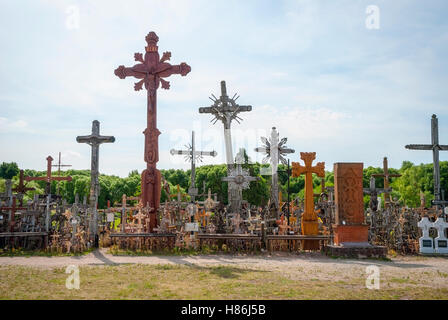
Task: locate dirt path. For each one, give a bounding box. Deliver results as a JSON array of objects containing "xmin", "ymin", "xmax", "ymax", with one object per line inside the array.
[{"xmin": 1, "ymin": 249, "xmax": 448, "ymax": 282}]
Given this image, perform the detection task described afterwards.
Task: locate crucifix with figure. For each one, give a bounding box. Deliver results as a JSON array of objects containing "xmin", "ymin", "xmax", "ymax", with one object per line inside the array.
[
  {"xmin": 406, "ymin": 114, "xmax": 448, "ymax": 211},
  {"xmin": 170, "ymin": 131, "xmax": 217, "ymax": 202},
  {"xmin": 115, "ymin": 31, "xmax": 191, "ymax": 232},
  {"xmin": 292, "ymin": 152, "xmax": 325, "ymax": 250},
  {"xmin": 77, "ymin": 120, "xmax": 115, "ymax": 245}
]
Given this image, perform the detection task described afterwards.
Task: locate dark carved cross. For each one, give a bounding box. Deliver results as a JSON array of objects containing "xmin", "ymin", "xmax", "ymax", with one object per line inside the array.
[
  {"xmin": 12, "ymin": 170, "xmax": 35, "ymax": 206},
  {"xmin": 114, "ymin": 31, "xmax": 191, "ymax": 232},
  {"xmin": 52, "ymin": 152, "xmax": 72, "ymax": 195},
  {"xmin": 25, "ymin": 156, "xmax": 72, "ymax": 194},
  {"xmin": 77, "ymin": 120, "xmax": 115, "ymax": 244},
  {"xmin": 406, "ymin": 114, "xmax": 448, "ymax": 210},
  {"xmin": 363, "ymin": 176, "xmax": 391, "ymax": 211},
  {"xmin": 371, "ymin": 157, "xmax": 401, "ymax": 208}
]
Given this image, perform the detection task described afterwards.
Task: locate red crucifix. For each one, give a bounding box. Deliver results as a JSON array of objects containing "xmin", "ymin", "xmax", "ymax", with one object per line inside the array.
[
  {"xmin": 25, "ymin": 156, "xmax": 72, "ymax": 194},
  {"xmin": 114, "ymin": 31, "xmax": 191, "ymax": 232}
]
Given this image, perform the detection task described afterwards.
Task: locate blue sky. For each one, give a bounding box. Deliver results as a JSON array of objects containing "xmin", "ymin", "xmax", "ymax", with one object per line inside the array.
[{"xmin": 0, "ymin": 0, "xmax": 447, "ymax": 177}]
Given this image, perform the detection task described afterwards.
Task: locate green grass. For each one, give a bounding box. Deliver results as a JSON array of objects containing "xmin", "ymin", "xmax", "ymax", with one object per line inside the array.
[
  {"xmin": 1, "ymin": 264, "xmax": 448, "ymax": 300},
  {"xmin": 107, "ymin": 244, "xmax": 262, "ymax": 256},
  {"xmin": 0, "ymin": 248, "xmax": 94, "ymax": 257}
]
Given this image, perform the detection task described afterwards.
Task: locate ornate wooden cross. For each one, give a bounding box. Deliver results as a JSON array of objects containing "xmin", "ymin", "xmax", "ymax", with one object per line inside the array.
[
  {"xmin": 170, "ymin": 131, "xmax": 217, "ymax": 202},
  {"xmin": 406, "ymin": 114, "xmax": 448, "ymax": 210},
  {"xmin": 115, "ymin": 31, "xmax": 191, "ymax": 232},
  {"xmin": 363, "ymin": 176, "xmax": 391, "ymax": 211},
  {"xmin": 25, "ymin": 156, "xmax": 72, "ymax": 194},
  {"xmin": 371, "ymin": 157, "xmax": 401, "ymax": 208},
  {"xmin": 292, "ymin": 152, "xmax": 325, "ymax": 250},
  {"xmin": 52, "ymin": 152, "xmax": 72, "ymax": 195}
]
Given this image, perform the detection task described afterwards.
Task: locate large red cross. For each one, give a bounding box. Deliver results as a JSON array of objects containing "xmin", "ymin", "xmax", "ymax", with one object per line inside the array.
[
  {"xmin": 25, "ymin": 156, "xmax": 72, "ymax": 194},
  {"xmin": 114, "ymin": 31, "xmax": 191, "ymax": 232}
]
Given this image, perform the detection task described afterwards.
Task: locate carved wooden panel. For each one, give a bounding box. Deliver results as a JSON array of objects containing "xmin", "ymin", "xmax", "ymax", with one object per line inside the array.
[{"xmin": 334, "ymin": 163, "xmax": 365, "ymax": 225}]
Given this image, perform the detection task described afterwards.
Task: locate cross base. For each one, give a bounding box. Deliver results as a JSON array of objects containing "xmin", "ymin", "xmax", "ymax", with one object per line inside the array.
[
  {"xmin": 332, "ymin": 224, "xmax": 369, "ymax": 245},
  {"xmin": 301, "ymin": 220, "xmax": 320, "ymax": 250}
]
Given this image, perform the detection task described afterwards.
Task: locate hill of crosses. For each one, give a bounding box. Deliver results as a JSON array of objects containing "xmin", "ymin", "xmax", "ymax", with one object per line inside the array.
[{"xmin": 1, "ymin": 31, "xmax": 448, "ymax": 258}]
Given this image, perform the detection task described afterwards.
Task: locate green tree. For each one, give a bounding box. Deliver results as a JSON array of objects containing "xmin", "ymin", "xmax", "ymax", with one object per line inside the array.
[{"xmin": 0, "ymin": 162, "xmax": 19, "ymax": 179}]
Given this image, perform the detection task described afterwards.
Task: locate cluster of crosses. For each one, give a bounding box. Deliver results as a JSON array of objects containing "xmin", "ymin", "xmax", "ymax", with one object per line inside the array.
[{"xmin": 3, "ymin": 30, "xmax": 447, "ymax": 256}]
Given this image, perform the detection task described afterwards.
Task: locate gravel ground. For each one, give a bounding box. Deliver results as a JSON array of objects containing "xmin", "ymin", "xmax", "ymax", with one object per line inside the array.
[{"xmin": 1, "ymin": 249, "xmax": 448, "ymax": 285}]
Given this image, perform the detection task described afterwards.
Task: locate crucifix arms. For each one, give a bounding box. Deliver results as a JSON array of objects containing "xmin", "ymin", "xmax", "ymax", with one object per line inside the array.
[
  {"xmin": 292, "ymin": 152, "xmax": 325, "ymax": 177},
  {"xmin": 114, "ymin": 32, "xmax": 191, "ymax": 92},
  {"xmin": 76, "ymin": 120, "xmax": 115, "ymax": 145},
  {"xmin": 170, "ymin": 149, "xmax": 217, "ymax": 157},
  {"xmin": 405, "ymin": 144, "xmax": 448, "ymax": 151},
  {"xmin": 199, "ymin": 81, "xmax": 252, "ymax": 127}
]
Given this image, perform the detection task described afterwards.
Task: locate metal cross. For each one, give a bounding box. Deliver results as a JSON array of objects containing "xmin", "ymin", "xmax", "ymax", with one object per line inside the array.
[
  {"xmin": 222, "ymin": 148, "xmax": 259, "ymax": 213},
  {"xmin": 199, "ymin": 81, "xmax": 252, "ymax": 167},
  {"xmin": 405, "ymin": 114, "xmax": 448, "ymax": 210},
  {"xmin": 170, "ymin": 131, "xmax": 217, "ymax": 202},
  {"xmin": 255, "ymin": 127, "xmax": 295, "ymax": 210}
]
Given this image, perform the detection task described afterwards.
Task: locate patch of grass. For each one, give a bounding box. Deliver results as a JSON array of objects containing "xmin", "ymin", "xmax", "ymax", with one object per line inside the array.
[
  {"xmin": 0, "ymin": 248, "xmax": 94, "ymax": 257},
  {"xmin": 107, "ymin": 245, "xmax": 262, "ymax": 257},
  {"xmin": 1, "ymin": 264, "xmax": 448, "ymax": 300}
]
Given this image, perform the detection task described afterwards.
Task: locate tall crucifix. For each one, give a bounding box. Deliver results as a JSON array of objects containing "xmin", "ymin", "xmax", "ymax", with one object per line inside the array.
[
  {"xmin": 77, "ymin": 120, "xmax": 115, "ymax": 244},
  {"xmin": 254, "ymin": 127, "xmax": 295, "ymax": 213},
  {"xmin": 199, "ymin": 81, "xmax": 252, "ymax": 207},
  {"xmin": 114, "ymin": 31, "xmax": 191, "ymax": 232},
  {"xmin": 170, "ymin": 131, "xmax": 217, "ymax": 202},
  {"xmin": 371, "ymin": 157, "xmax": 401, "ymax": 208},
  {"xmin": 406, "ymin": 114, "xmax": 448, "ymax": 210},
  {"xmin": 52, "ymin": 152, "xmax": 72, "ymax": 195},
  {"xmin": 292, "ymin": 152, "xmax": 325, "ymax": 250}
]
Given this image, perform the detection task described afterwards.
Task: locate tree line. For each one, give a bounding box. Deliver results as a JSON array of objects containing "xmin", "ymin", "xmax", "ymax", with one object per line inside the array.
[{"xmin": 0, "ymin": 160, "xmax": 447, "ymax": 209}]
